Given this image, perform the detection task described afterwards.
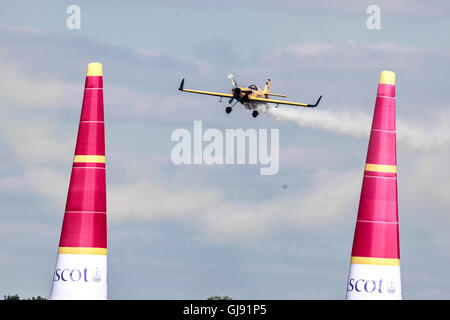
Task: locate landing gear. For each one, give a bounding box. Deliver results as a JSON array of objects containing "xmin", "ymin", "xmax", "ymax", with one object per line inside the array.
[
  {"xmin": 252, "ymin": 110, "xmax": 259, "ymax": 118},
  {"xmin": 225, "ymin": 100, "xmax": 238, "ymax": 114}
]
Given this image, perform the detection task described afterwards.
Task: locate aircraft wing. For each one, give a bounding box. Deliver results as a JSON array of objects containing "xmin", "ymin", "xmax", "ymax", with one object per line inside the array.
[
  {"xmin": 249, "ymin": 95, "xmax": 322, "ymax": 108},
  {"xmin": 266, "ymin": 93, "xmax": 287, "ymax": 98},
  {"xmin": 178, "ymin": 79, "xmax": 233, "ymax": 98}
]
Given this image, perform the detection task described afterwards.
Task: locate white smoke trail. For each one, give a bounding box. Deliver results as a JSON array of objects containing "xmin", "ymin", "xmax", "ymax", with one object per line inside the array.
[
  {"xmin": 265, "ymin": 107, "xmax": 371, "ymax": 138},
  {"xmin": 265, "ymin": 106, "xmax": 450, "ymax": 151}
]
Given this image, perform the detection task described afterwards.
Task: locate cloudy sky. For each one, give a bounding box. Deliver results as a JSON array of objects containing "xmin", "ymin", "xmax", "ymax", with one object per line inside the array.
[{"xmin": 0, "ymin": 0, "xmax": 449, "ymax": 299}]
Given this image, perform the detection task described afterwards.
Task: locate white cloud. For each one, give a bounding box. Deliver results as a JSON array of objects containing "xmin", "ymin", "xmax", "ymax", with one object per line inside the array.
[
  {"xmin": 104, "ymin": 84, "xmax": 218, "ymax": 121},
  {"xmin": 228, "ymin": 0, "xmax": 450, "ymax": 19},
  {"xmin": 0, "ymin": 27, "xmax": 448, "ymax": 247},
  {"xmin": 267, "ymin": 42, "xmax": 336, "ymax": 60},
  {"xmin": 0, "ymin": 51, "xmax": 68, "ymax": 109},
  {"xmin": 364, "ymin": 42, "xmax": 422, "ymax": 55},
  {"xmin": 107, "ymin": 163, "xmax": 361, "ymax": 241},
  {"xmin": 401, "ymin": 149, "xmax": 450, "ymax": 208},
  {"xmin": 0, "ymin": 120, "xmax": 75, "ymax": 165},
  {"xmin": 397, "ymin": 112, "xmax": 450, "ymax": 151},
  {"xmin": 0, "ymin": 176, "xmax": 28, "ymax": 194},
  {"xmin": 24, "ymin": 168, "xmax": 69, "ymax": 208},
  {"xmin": 260, "ymin": 40, "xmax": 427, "ymax": 71},
  {"xmin": 1, "ymin": 44, "xmax": 448, "ymax": 244}
]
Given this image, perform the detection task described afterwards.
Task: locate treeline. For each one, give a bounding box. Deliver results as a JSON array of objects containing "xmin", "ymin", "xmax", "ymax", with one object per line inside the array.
[
  {"xmin": 3, "ymin": 294, "xmax": 47, "ymax": 300},
  {"xmin": 3, "ymin": 294, "xmax": 230, "ymax": 300}
]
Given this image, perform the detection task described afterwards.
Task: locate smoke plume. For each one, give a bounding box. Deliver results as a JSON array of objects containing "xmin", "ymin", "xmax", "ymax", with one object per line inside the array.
[{"xmin": 265, "ymin": 106, "xmax": 450, "ymax": 151}]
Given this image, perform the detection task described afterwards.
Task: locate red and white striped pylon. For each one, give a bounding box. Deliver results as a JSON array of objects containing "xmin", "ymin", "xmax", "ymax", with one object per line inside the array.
[
  {"xmin": 346, "ymin": 71, "xmax": 401, "ymax": 300},
  {"xmin": 50, "ymin": 62, "xmax": 107, "ymax": 300}
]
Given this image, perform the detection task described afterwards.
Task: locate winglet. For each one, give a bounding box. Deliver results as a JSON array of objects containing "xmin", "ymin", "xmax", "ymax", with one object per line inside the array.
[
  {"xmin": 178, "ymin": 78, "xmax": 185, "ymax": 91},
  {"xmin": 307, "ymin": 95, "xmax": 322, "ymax": 108}
]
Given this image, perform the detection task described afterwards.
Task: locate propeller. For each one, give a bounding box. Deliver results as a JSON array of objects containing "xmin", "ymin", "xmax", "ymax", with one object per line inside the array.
[
  {"xmin": 227, "ymin": 74, "xmax": 239, "ymax": 106},
  {"xmin": 226, "ymin": 74, "xmax": 248, "ymax": 107},
  {"xmin": 227, "ymin": 74, "xmax": 237, "ymax": 88}
]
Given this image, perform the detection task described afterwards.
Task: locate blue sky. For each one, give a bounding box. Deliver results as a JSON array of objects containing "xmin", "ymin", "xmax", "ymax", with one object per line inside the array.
[{"xmin": 0, "ymin": 0, "xmax": 449, "ymax": 299}]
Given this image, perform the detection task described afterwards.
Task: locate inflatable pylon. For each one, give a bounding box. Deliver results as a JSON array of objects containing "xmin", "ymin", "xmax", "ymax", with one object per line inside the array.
[
  {"xmin": 50, "ymin": 62, "xmax": 107, "ymax": 300},
  {"xmin": 346, "ymin": 71, "xmax": 401, "ymax": 300}
]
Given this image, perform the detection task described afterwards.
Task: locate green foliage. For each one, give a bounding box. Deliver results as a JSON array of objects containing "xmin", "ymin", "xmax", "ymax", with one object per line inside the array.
[
  {"xmin": 26, "ymin": 296, "xmax": 47, "ymax": 300},
  {"xmin": 207, "ymin": 296, "xmax": 232, "ymax": 300},
  {"xmin": 3, "ymin": 294, "xmax": 47, "ymax": 300}
]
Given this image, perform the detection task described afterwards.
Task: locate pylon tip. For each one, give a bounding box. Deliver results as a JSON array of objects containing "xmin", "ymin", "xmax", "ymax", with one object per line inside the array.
[
  {"xmin": 379, "ymin": 70, "xmax": 395, "ymax": 85},
  {"xmin": 87, "ymin": 62, "xmax": 102, "ymax": 76}
]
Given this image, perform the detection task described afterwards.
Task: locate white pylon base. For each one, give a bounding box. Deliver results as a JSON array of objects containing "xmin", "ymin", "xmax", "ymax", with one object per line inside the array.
[
  {"xmin": 50, "ymin": 254, "xmax": 107, "ymax": 300},
  {"xmin": 346, "ymin": 264, "xmax": 401, "ymax": 300}
]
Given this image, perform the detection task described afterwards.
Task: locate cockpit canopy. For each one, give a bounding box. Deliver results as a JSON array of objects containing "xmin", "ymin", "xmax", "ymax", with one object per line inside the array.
[{"xmin": 248, "ymin": 85, "xmax": 259, "ymax": 90}]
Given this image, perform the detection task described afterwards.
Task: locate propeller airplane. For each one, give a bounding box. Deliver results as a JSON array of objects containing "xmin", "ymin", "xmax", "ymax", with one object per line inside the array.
[{"xmin": 178, "ymin": 74, "xmax": 322, "ymax": 118}]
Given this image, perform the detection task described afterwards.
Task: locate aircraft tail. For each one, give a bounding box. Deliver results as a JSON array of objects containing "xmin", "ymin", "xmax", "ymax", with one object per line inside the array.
[
  {"xmin": 263, "ymin": 79, "xmax": 288, "ymax": 97},
  {"xmin": 263, "ymin": 79, "xmax": 271, "ymax": 94}
]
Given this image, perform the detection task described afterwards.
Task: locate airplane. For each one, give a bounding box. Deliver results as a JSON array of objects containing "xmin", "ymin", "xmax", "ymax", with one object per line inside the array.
[{"xmin": 178, "ymin": 74, "xmax": 322, "ymax": 118}]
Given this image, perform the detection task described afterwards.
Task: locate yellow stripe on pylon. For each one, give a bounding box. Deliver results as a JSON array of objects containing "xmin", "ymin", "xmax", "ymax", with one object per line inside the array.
[
  {"xmin": 351, "ymin": 256, "xmax": 400, "ymax": 266},
  {"xmin": 365, "ymin": 163, "xmax": 397, "ymax": 173},
  {"xmin": 73, "ymin": 155, "xmax": 106, "ymax": 163},
  {"xmin": 58, "ymin": 247, "xmax": 107, "ymax": 255}
]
